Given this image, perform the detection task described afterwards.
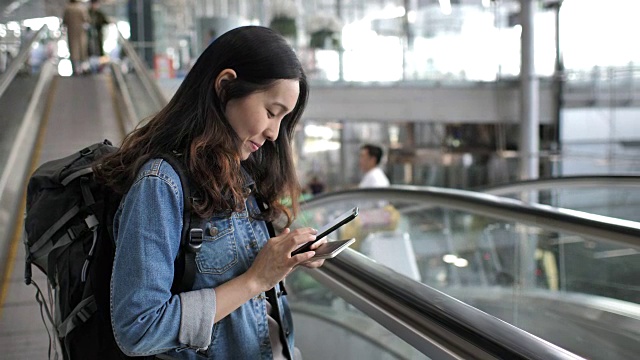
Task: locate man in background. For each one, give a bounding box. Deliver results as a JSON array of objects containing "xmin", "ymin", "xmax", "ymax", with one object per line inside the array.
[
  {"xmin": 87, "ymin": 0, "xmax": 110, "ymax": 73},
  {"xmin": 358, "ymin": 144, "xmax": 390, "ymax": 188},
  {"xmin": 62, "ymin": 0, "xmax": 89, "ymax": 75},
  {"xmin": 343, "ymin": 144, "xmax": 395, "ymax": 250}
]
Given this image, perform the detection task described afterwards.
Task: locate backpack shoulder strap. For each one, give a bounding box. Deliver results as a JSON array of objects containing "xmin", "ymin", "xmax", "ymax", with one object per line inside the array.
[
  {"xmin": 254, "ymin": 195, "xmax": 276, "ymax": 237},
  {"xmin": 158, "ymin": 154, "xmax": 202, "ymax": 294}
]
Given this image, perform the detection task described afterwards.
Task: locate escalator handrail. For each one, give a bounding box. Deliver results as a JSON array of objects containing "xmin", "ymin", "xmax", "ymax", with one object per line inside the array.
[
  {"xmin": 0, "ymin": 60, "xmax": 56, "ymax": 274},
  {"xmin": 0, "ymin": 25, "xmax": 48, "ymax": 99},
  {"xmin": 308, "ymin": 249, "xmax": 583, "ymax": 359},
  {"xmin": 116, "ymin": 30, "xmax": 168, "ymax": 111},
  {"xmin": 477, "ymin": 175, "xmax": 640, "ymax": 196},
  {"xmin": 301, "ymin": 186, "xmax": 640, "ymax": 247},
  {"xmin": 109, "ymin": 62, "xmax": 139, "ymax": 133}
]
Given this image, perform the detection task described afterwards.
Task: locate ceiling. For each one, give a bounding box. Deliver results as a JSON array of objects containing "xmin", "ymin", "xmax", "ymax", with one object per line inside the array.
[
  {"xmin": 1, "ymin": 0, "xmax": 64, "ymax": 22},
  {"xmin": 2, "ymin": 0, "xmax": 524, "ymax": 24}
]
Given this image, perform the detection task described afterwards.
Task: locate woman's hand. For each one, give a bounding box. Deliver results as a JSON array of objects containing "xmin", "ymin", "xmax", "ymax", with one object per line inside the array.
[
  {"xmin": 246, "ymin": 227, "xmax": 319, "ymax": 292},
  {"xmin": 298, "ymin": 237, "xmax": 327, "ymax": 269}
]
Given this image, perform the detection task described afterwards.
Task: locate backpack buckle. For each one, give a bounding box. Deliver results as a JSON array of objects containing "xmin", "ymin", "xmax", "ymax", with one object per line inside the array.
[
  {"xmin": 188, "ymin": 228, "xmax": 203, "ymax": 253},
  {"xmin": 79, "ymin": 147, "xmax": 93, "ymax": 156},
  {"xmin": 85, "ymin": 214, "xmax": 98, "ymax": 229}
]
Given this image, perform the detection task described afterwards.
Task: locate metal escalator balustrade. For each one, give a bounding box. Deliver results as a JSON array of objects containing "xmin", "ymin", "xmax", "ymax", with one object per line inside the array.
[
  {"xmin": 0, "ymin": 26, "xmax": 49, "ymax": 99},
  {"xmin": 0, "ymin": 25, "xmax": 56, "ymax": 278},
  {"xmin": 287, "ymin": 186, "xmax": 639, "ymax": 360},
  {"xmin": 109, "ymin": 29, "xmax": 169, "ymax": 132}
]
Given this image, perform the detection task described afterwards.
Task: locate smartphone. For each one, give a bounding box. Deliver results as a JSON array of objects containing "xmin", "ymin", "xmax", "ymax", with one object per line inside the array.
[
  {"xmin": 291, "ymin": 207, "xmax": 359, "ymax": 256},
  {"xmin": 310, "ymin": 238, "xmax": 355, "ymax": 260}
]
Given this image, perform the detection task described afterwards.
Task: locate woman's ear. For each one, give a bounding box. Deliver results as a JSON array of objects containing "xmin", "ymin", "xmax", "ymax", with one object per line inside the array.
[{"xmin": 215, "ymin": 68, "xmax": 237, "ymax": 95}]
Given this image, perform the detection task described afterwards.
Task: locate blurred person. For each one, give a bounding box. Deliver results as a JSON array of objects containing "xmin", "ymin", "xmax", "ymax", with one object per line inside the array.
[
  {"xmin": 306, "ymin": 174, "xmax": 326, "ymax": 195},
  {"xmin": 21, "ymin": 26, "xmax": 35, "ymax": 48},
  {"xmin": 358, "ymin": 144, "xmax": 390, "ymax": 188},
  {"xmin": 62, "ymin": 0, "xmax": 89, "ymax": 75},
  {"xmin": 87, "ymin": 0, "xmax": 109, "ymax": 73},
  {"xmin": 0, "ymin": 47, "xmax": 7, "ymax": 73},
  {"xmin": 94, "ymin": 26, "xmax": 323, "ymax": 359},
  {"xmin": 18, "ymin": 27, "xmax": 35, "ymax": 75},
  {"xmin": 207, "ymin": 28, "xmax": 217, "ymax": 46},
  {"xmin": 344, "ymin": 144, "xmax": 398, "ymax": 250},
  {"xmin": 29, "ymin": 39, "xmax": 47, "ymax": 74}
]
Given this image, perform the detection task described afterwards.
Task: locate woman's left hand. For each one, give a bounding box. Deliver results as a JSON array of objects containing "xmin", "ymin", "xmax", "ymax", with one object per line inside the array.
[
  {"xmin": 299, "ymin": 258, "xmax": 325, "ymax": 268},
  {"xmin": 298, "ymin": 238, "xmax": 327, "ymax": 268}
]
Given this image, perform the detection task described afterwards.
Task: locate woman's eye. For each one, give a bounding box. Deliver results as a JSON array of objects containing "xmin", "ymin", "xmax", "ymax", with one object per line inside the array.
[{"xmin": 267, "ymin": 110, "xmax": 275, "ymax": 118}]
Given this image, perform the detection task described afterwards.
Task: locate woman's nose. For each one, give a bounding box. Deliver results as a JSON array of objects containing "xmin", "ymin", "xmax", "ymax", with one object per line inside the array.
[{"xmin": 264, "ymin": 119, "xmax": 281, "ymax": 142}]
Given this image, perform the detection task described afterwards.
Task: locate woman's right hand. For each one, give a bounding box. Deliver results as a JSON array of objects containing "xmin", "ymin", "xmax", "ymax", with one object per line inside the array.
[{"xmin": 245, "ymin": 227, "xmax": 318, "ymax": 292}]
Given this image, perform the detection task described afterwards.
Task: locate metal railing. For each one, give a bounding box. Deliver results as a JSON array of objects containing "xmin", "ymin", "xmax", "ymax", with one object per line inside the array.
[
  {"xmin": 110, "ymin": 31, "xmax": 169, "ymax": 132},
  {"xmin": 0, "ymin": 25, "xmax": 47, "ymax": 98},
  {"xmin": 116, "ymin": 30, "xmax": 167, "ymax": 111},
  {"xmin": 309, "ymin": 249, "xmax": 582, "ymax": 359},
  {"xmin": 0, "ymin": 29, "xmax": 56, "ymax": 270},
  {"xmin": 303, "ymin": 186, "xmax": 640, "ymax": 247},
  {"xmin": 295, "ymin": 185, "xmax": 640, "ymax": 358}
]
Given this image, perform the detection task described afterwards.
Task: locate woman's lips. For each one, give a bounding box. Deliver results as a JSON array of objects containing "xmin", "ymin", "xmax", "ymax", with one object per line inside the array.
[{"xmin": 249, "ymin": 141, "xmax": 261, "ymax": 152}]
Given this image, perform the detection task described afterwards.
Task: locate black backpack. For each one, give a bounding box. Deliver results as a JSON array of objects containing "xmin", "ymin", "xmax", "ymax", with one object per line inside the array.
[{"xmin": 24, "ymin": 139, "xmax": 203, "ymax": 359}]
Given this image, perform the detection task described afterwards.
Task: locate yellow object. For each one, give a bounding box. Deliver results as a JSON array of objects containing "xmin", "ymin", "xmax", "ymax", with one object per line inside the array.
[{"xmin": 341, "ymin": 204, "xmax": 400, "ymax": 250}]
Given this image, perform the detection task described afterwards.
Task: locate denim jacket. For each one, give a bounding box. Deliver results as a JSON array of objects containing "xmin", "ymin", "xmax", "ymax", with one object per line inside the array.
[{"xmin": 111, "ymin": 158, "xmax": 295, "ymax": 359}]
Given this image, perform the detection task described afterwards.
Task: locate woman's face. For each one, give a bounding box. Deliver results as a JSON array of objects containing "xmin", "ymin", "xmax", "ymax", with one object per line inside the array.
[{"xmin": 225, "ymin": 79, "xmax": 300, "ymax": 160}]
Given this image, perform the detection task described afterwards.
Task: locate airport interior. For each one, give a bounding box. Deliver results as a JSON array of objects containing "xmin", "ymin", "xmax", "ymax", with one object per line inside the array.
[{"xmin": 0, "ymin": 0, "xmax": 639, "ymax": 359}]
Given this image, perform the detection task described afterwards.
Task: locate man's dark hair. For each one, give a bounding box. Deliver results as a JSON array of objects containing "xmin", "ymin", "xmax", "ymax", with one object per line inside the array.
[{"xmin": 361, "ymin": 144, "xmax": 383, "ymax": 165}]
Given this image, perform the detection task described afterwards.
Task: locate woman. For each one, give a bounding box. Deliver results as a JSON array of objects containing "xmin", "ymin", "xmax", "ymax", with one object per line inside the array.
[{"xmin": 94, "ymin": 26, "xmax": 324, "ymax": 359}]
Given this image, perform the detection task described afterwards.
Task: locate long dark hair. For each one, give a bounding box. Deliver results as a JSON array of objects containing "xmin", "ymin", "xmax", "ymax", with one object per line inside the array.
[{"xmin": 94, "ymin": 26, "xmax": 308, "ymax": 224}]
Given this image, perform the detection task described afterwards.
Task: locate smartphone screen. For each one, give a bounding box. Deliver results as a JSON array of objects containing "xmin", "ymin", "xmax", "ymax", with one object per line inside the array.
[
  {"xmin": 291, "ymin": 207, "xmax": 359, "ymax": 256},
  {"xmin": 311, "ymin": 238, "xmax": 355, "ymax": 260}
]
